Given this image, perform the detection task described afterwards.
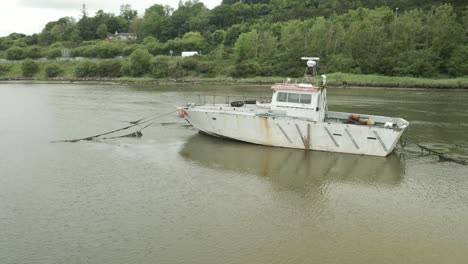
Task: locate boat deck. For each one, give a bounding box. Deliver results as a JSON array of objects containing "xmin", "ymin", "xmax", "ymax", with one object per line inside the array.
[{"xmin": 187, "ymin": 104, "xmax": 409, "ymax": 130}]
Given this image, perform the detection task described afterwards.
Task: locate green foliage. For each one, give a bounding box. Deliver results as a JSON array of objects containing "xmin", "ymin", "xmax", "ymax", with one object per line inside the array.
[
  {"xmin": 151, "ymin": 55, "xmax": 171, "ymax": 77},
  {"xmin": 447, "ymin": 45, "xmax": 468, "ymax": 76},
  {"xmin": 26, "ymin": 46, "xmax": 43, "ymax": 59},
  {"xmin": 165, "ymin": 32, "xmax": 207, "ymax": 55},
  {"xmin": 161, "ymin": 1, "xmax": 209, "ymax": 40},
  {"xmin": 120, "ymin": 61, "xmax": 131, "ymax": 76},
  {"xmin": 97, "ymin": 59, "xmax": 122, "ymax": 77},
  {"xmin": 5, "ymin": 1, "xmax": 468, "ymax": 80},
  {"xmin": 394, "ymin": 50, "xmax": 439, "ymax": 77},
  {"xmin": 44, "ymin": 63, "xmax": 63, "ymax": 77},
  {"xmin": 38, "ymin": 17, "xmax": 77, "ymax": 45},
  {"xmin": 179, "ymin": 56, "xmax": 199, "ymax": 71},
  {"xmin": 21, "ymin": 59, "xmax": 39, "ymax": 77},
  {"xmin": 120, "ymin": 4, "xmax": 138, "ymax": 20},
  {"xmin": 74, "ymin": 60, "xmax": 98, "ymax": 77},
  {"xmin": 129, "ymin": 48, "xmax": 152, "ymax": 76},
  {"xmin": 0, "ymin": 37, "xmax": 15, "ymax": 51},
  {"xmin": 144, "ymin": 37, "xmax": 165, "ymax": 55},
  {"xmin": 46, "ymin": 48, "xmax": 62, "ymax": 59},
  {"xmin": 94, "ymin": 41, "xmax": 124, "ymax": 58},
  {"xmin": 142, "ymin": 4, "xmax": 169, "ymax": 39},
  {"xmin": 232, "ymin": 61, "xmax": 260, "ymax": 78},
  {"xmin": 6, "ymin": 46, "xmax": 26, "ymax": 60},
  {"xmin": 208, "ymin": 30, "xmax": 226, "ymax": 47},
  {"xmin": 0, "ymin": 64, "xmax": 11, "ymax": 74},
  {"xmin": 96, "ymin": 24, "xmax": 109, "ymax": 39},
  {"xmin": 123, "ymin": 44, "xmax": 138, "ymax": 56},
  {"xmin": 234, "ymin": 30, "xmax": 258, "ymax": 62}
]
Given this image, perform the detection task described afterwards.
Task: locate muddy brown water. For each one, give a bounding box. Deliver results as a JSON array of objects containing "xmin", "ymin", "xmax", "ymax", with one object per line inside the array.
[{"xmin": 0, "ymin": 82, "xmax": 467, "ymax": 264}]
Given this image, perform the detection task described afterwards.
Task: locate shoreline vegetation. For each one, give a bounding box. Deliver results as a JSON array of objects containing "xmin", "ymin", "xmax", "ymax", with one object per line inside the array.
[
  {"xmin": 0, "ymin": 61, "xmax": 466, "ymax": 89},
  {"xmin": 0, "ymin": 1, "xmax": 467, "ymax": 91},
  {"xmin": 2, "ymin": 75, "xmax": 467, "ymax": 89}
]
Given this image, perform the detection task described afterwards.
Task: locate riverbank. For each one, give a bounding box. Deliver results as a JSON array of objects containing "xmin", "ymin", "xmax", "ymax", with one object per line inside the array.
[{"xmin": 1, "ymin": 61, "xmax": 467, "ymax": 89}]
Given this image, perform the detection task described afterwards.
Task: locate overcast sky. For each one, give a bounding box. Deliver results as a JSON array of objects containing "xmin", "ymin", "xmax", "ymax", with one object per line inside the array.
[{"xmin": 1, "ymin": 0, "xmax": 222, "ymax": 37}]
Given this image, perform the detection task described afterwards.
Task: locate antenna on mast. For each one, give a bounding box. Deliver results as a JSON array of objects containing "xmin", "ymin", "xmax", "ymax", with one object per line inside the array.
[{"xmin": 301, "ymin": 57, "xmax": 320, "ymax": 85}]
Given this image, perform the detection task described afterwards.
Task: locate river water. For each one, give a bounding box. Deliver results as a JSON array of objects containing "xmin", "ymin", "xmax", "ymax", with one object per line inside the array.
[{"xmin": 0, "ymin": 82, "xmax": 467, "ymax": 264}]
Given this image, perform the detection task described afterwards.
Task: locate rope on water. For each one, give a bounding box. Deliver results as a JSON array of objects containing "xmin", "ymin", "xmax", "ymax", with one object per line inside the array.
[
  {"xmin": 127, "ymin": 113, "xmax": 159, "ymax": 124},
  {"xmin": 51, "ymin": 109, "xmax": 178, "ymax": 143},
  {"xmin": 100, "ymin": 122, "xmax": 154, "ymax": 140},
  {"xmin": 403, "ymin": 137, "xmax": 467, "ymax": 166}
]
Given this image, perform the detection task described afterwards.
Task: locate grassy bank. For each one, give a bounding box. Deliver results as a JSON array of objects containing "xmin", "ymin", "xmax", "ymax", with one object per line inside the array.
[
  {"xmin": 328, "ymin": 73, "xmax": 468, "ymax": 89},
  {"xmin": 1, "ymin": 61, "xmax": 467, "ymax": 89}
]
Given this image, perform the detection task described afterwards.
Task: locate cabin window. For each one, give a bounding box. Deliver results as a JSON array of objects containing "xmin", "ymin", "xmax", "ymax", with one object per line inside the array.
[
  {"xmin": 300, "ymin": 94, "xmax": 312, "ymax": 104},
  {"xmin": 277, "ymin": 92, "xmax": 313, "ymax": 104},
  {"xmin": 277, "ymin": 92, "xmax": 288, "ymax": 102},
  {"xmin": 288, "ymin": 93, "xmax": 300, "ymax": 103}
]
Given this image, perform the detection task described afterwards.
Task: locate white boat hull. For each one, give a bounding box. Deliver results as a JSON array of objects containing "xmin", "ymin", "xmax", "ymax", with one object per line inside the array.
[{"xmin": 184, "ymin": 108, "xmax": 406, "ymax": 157}]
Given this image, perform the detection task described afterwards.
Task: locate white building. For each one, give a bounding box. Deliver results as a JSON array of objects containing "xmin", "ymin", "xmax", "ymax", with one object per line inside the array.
[
  {"xmin": 107, "ymin": 32, "xmax": 137, "ymax": 41},
  {"xmin": 181, "ymin": 51, "xmax": 199, "ymax": 58}
]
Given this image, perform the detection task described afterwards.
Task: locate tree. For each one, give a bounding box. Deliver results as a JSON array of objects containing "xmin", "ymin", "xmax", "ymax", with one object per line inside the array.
[
  {"xmin": 129, "ymin": 18, "xmax": 144, "ymax": 39},
  {"xmin": 162, "ymin": 1, "xmax": 209, "ymax": 40},
  {"xmin": 447, "ymin": 45, "xmax": 468, "ymax": 76},
  {"xmin": 142, "ymin": 4, "xmax": 169, "ymax": 39},
  {"xmin": 96, "ymin": 24, "xmax": 108, "ymax": 39},
  {"xmin": 234, "ymin": 30, "xmax": 258, "ymax": 62},
  {"xmin": 393, "ymin": 49, "xmax": 439, "ymax": 77},
  {"xmin": 120, "ymin": 4, "xmax": 138, "ymax": 20},
  {"xmin": 425, "ymin": 4, "xmax": 463, "ymax": 64},
  {"xmin": 39, "ymin": 17, "xmax": 77, "ymax": 45}
]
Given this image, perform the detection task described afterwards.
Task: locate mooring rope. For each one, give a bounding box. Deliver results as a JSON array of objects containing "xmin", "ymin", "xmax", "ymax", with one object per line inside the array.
[
  {"xmin": 404, "ymin": 137, "xmax": 467, "ymax": 166},
  {"xmin": 51, "ymin": 109, "xmax": 178, "ymax": 143},
  {"xmin": 127, "ymin": 113, "xmax": 159, "ymax": 124}
]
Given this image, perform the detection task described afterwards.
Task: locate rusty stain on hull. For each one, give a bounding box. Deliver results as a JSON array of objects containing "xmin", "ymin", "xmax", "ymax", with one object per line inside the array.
[{"xmin": 260, "ymin": 116, "xmax": 272, "ymax": 145}]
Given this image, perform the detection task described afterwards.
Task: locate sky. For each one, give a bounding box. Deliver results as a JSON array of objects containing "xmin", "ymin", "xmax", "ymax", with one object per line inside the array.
[{"xmin": 1, "ymin": 0, "xmax": 222, "ymax": 37}]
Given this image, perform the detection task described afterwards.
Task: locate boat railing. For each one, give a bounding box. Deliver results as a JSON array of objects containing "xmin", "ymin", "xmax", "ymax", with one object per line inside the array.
[{"xmin": 196, "ymin": 94, "xmax": 271, "ymax": 106}]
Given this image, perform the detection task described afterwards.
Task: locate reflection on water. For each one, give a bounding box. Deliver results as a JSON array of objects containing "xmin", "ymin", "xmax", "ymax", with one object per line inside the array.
[{"xmin": 180, "ymin": 133, "xmax": 404, "ymax": 189}]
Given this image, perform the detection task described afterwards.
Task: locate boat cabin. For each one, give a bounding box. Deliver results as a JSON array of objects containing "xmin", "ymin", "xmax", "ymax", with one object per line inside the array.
[{"xmin": 270, "ymin": 83, "xmax": 327, "ymax": 122}]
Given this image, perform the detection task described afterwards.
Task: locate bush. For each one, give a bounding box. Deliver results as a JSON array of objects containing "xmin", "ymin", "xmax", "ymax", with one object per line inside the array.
[
  {"xmin": 46, "ymin": 48, "xmax": 62, "ymax": 59},
  {"xmin": 97, "ymin": 60, "xmax": 122, "ymax": 77},
  {"xmin": 151, "ymin": 56, "xmax": 171, "ymax": 78},
  {"xmin": 6, "ymin": 46, "xmax": 26, "ymax": 60},
  {"xmin": 72, "ymin": 45, "xmax": 94, "ymax": 57},
  {"xmin": 123, "ymin": 44, "xmax": 138, "ymax": 56},
  {"xmin": 179, "ymin": 57, "xmax": 199, "ymax": 71},
  {"xmin": 129, "ymin": 49, "xmax": 152, "ymax": 77},
  {"xmin": 232, "ymin": 61, "xmax": 260, "ymax": 78},
  {"xmin": 21, "ymin": 59, "xmax": 39, "ymax": 77},
  {"xmin": 0, "ymin": 64, "xmax": 11, "ymax": 74},
  {"xmin": 94, "ymin": 41, "xmax": 124, "ymax": 59},
  {"xmin": 26, "ymin": 46, "xmax": 43, "ymax": 59},
  {"xmin": 74, "ymin": 60, "xmax": 98, "ymax": 77},
  {"xmin": 44, "ymin": 63, "xmax": 63, "ymax": 77},
  {"xmin": 120, "ymin": 61, "xmax": 131, "ymax": 76}
]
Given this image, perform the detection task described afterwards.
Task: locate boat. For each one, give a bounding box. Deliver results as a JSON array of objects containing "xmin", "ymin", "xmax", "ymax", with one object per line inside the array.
[{"xmin": 178, "ymin": 57, "xmax": 409, "ymax": 157}]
